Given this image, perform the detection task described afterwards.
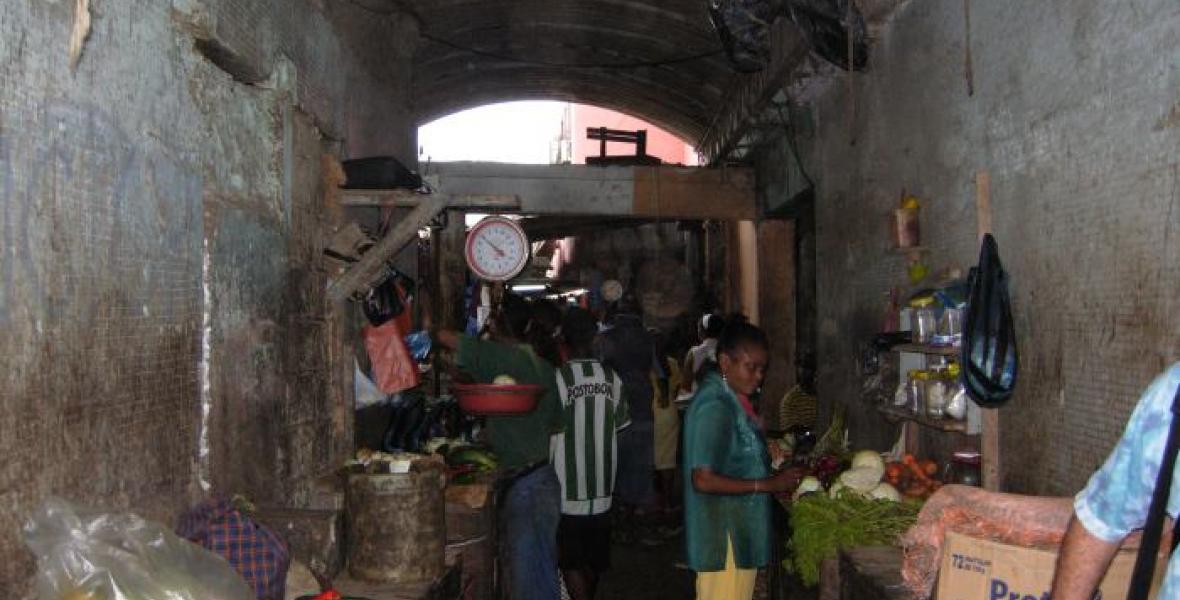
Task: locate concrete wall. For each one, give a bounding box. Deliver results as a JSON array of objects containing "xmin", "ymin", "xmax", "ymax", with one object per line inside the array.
[
  {"xmin": 0, "ymin": 0, "xmax": 416, "ymax": 590},
  {"xmin": 805, "ymin": 0, "xmax": 1180, "ymax": 494}
]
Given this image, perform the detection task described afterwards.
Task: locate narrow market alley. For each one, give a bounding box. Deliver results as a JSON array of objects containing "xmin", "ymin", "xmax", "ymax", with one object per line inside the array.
[{"xmin": 3, "ymin": 0, "xmax": 1180, "ymax": 599}]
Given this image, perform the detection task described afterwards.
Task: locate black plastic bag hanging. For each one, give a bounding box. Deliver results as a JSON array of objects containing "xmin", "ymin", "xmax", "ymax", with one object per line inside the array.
[
  {"xmin": 786, "ymin": 0, "xmax": 868, "ymax": 71},
  {"xmin": 708, "ymin": 0, "xmax": 779, "ymax": 72},
  {"xmin": 961, "ymin": 234, "xmax": 1018, "ymax": 407}
]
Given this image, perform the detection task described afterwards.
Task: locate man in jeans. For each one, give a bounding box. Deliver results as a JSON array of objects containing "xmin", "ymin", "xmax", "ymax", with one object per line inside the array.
[{"xmin": 434, "ymin": 294, "xmax": 562, "ymax": 600}]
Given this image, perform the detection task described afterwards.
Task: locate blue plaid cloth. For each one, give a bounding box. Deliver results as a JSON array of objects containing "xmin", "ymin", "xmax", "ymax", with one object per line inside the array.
[{"xmin": 177, "ymin": 499, "xmax": 290, "ymax": 600}]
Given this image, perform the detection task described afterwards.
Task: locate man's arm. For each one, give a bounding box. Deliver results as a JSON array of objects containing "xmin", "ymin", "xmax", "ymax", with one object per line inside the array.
[
  {"xmin": 433, "ymin": 329, "xmax": 461, "ymax": 351},
  {"xmin": 1050, "ymin": 516, "xmax": 1122, "ymax": 600}
]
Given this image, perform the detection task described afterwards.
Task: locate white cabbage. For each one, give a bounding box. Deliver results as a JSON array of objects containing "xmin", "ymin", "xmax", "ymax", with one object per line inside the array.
[{"xmin": 868, "ymin": 482, "xmax": 901, "ymax": 502}]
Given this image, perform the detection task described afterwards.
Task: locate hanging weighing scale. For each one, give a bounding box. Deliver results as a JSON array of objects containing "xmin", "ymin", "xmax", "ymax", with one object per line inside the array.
[{"xmin": 465, "ymin": 216, "xmax": 530, "ymax": 282}]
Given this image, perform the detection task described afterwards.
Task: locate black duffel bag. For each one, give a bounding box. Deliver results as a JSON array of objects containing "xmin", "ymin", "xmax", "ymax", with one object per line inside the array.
[{"xmin": 961, "ymin": 233, "xmax": 1018, "ymax": 407}]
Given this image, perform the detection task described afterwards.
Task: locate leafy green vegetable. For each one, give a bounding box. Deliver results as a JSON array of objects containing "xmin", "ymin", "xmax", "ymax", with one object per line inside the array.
[{"xmin": 786, "ymin": 492, "xmax": 920, "ymax": 586}]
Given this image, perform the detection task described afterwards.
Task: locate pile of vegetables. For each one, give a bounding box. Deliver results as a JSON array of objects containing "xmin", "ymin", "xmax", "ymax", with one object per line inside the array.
[
  {"xmin": 820, "ymin": 450, "xmax": 903, "ymax": 501},
  {"xmin": 884, "ymin": 454, "xmax": 943, "ymax": 499},
  {"xmin": 790, "ymin": 450, "xmax": 942, "ymax": 503},
  {"xmin": 783, "ymin": 449, "xmax": 935, "ymax": 587},
  {"xmin": 788, "ymin": 491, "xmax": 921, "ymax": 586},
  {"xmin": 441, "ymin": 445, "xmax": 498, "ymax": 484}
]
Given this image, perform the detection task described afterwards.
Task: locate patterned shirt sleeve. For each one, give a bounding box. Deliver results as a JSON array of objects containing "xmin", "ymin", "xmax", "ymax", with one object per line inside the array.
[{"xmin": 1075, "ymin": 364, "xmax": 1180, "ymax": 542}]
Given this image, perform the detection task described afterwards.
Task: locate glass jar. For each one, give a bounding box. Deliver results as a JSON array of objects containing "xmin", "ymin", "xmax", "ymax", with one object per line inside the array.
[
  {"xmin": 907, "ymin": 370, "xmax": 929, "ymax": 415},
  {"xmin": 946, "ymin": 450, "xmax": 982, "ymax": 486},
  {"xmin": 939, "ymin": 307, "xmax": 963, "ymax": 337},
  {"xmin": 925, "ymin": 372, "xmax": 949, "ymax": 419},
  {"xmin": 914, "ymin": 307, "xmax": 937, "ymax": 344},
  {"xmin": 944, "ymin": 363, "xmax": 968, "ymax": 420}
]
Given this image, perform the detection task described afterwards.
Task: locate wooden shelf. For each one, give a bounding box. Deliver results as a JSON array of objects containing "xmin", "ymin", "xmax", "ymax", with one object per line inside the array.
[
  {"xmin": 877, "ymin": 404, "xmax": 970, "ymax": 433},
  {"xmin": 892, "ymin": 343, "xmax": 959, "ymax": 356}
]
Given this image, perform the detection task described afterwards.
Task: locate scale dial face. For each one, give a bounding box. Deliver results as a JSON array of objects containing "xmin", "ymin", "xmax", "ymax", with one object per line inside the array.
[{"xmin": 465, "ymin": 216, "xmax": 530, "ymax": 282}]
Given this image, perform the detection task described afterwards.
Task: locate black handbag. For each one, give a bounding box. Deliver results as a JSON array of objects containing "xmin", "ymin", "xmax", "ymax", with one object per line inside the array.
[
  {"xmin": 961, "ymin": 234, "xmax": 1018, "ymax": 408},
  {"xmin": 1127, "ymin": 382, "xmax": 1180, "ymax": 599}
]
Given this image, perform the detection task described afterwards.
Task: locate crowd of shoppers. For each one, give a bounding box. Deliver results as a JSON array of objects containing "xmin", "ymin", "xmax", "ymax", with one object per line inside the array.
[{"xmin": 433, "ymin": 293, "xmax": 799, "ymax": 600}]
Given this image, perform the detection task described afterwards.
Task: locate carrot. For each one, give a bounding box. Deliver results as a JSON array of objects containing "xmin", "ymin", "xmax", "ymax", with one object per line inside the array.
[
  {"xmin": 903, "ymin": 483, "xmax": 928, "ymax": 498},
  {"xmin": 903, "ymin": 455, "xmax": 936, "ymax": 486},
  {"xmin": 921, "ymin": 459, "xmax": 938, "ymax": 476}
]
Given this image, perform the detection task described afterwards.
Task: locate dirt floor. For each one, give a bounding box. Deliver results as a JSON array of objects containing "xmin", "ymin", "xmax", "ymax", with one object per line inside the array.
[
  {"xmin": 597, "ymin": 531, "xmax": 694, "ymax": 599},
  {"xmin": 594, "ymin": 508, "xmax": 815, "ymax": 600}
]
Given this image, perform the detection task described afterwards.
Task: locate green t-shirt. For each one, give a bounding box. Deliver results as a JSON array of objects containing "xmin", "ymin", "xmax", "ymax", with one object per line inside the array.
[
  {"xmin": 682, "ymin": 371, "xmax": 772, "ymax": 572},
  {"xmin": 456, "ymin": 335, "xmax": 562, "ymax": 470}
]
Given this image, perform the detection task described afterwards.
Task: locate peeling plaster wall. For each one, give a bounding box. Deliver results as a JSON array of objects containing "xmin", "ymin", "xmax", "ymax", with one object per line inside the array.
[
  {"xmin": 0, "ymin": 0, "xmax": 416, "ymax": 590},
  {"xmin": 806, "ymin": 0, "xmax": 1180, "ymax": 494}
]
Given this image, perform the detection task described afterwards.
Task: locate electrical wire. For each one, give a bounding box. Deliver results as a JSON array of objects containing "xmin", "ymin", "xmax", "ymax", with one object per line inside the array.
[{"xmin": 420, "ymin": 32, "xmax": 724, "ymax": 69}]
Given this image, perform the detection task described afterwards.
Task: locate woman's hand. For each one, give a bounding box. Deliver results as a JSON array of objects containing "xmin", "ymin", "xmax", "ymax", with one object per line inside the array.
[
  {"xmin": 767, "ymin": 440, "xmax": 790, "ymax": 468},
  {"xmin": 692, "ymin": 466, "xmax": 807, "ymax": 495},
  {"xmin": 765, "ymin": 466, "xmax": 807, "ymax": 494}
]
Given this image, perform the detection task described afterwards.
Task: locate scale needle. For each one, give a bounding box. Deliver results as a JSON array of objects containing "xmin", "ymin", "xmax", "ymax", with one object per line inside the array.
[{"xmin": 483, "ymin": 239, "xmax": 506, "ymax": 258}]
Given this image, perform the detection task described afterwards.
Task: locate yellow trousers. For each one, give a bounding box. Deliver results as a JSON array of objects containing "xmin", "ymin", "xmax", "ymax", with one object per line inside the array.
[{"xmin": 695, "ymin": 538, "xmax": 757, "ymax": 600}]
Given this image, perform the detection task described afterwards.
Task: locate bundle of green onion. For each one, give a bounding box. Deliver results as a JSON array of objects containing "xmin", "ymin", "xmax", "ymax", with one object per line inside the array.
[{"xmin": 786, "ymin": 492, "xmax": 920, "ymax": 586}]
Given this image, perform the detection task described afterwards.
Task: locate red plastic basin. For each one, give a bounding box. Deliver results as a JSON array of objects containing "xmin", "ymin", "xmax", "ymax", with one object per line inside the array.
[{"xmin": 452, "ymin": 383, "xmax": 542, "ymax": 415}]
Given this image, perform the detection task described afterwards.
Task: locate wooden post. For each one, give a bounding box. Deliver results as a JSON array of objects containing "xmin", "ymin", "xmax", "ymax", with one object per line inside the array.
[
  {"xmin": 975, "ymin": 170, "xmax": 1001, "ymax": 491},
  {"xmin": 327, "ymin": 199, "xmax": 448, "ymax": 303}
]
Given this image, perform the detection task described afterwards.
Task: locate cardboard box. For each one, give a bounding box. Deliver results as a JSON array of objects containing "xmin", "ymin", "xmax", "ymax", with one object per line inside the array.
[{"xmin": 936, "ymin": 531, "xmax": 1162, "ymax": 600}]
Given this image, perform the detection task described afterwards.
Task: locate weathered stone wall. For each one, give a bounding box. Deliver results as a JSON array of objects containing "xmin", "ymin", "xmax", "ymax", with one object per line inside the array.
[
  {"xmin": 0, "ymin": 0, "xmax": 416, "ymax": 591},
  {"xmin": 804, "ymin": 0, "xmax": 1180, "ymax": 494}
]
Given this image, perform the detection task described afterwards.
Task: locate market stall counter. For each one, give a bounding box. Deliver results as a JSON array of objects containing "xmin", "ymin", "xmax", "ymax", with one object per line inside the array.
[{"xmin": 839, "ymin": 546, "xmax": 915, "ymax": 600}]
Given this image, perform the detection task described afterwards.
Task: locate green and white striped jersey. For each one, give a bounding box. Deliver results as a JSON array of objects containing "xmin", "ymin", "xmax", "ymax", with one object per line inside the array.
[{"xmin": 550, "ymin": 359, "xmax": 631, "ymax": 515}]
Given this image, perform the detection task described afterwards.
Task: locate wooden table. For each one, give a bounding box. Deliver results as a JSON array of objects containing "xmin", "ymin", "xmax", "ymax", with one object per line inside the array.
[{"xmin": 838, "ymin": 546, "xmax": 920, "ymax": 600}]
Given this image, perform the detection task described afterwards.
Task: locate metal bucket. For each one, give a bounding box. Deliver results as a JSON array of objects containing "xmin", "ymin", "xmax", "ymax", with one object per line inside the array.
[{"xmin": 345, "ymin": 470, "xmax": 446, "ymax": 583}]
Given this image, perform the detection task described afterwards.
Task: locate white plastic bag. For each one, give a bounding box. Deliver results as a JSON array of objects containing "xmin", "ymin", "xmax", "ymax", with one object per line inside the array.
[
  {"xmin": 354, "ymin": 358, "xmax": 391, "ymax": 410},
  {"xmin": 23, "ymin": 497, "xmax": 254, "ymax": 600}
]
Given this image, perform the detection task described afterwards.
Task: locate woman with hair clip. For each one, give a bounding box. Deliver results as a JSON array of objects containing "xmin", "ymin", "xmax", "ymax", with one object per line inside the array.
[
  {"xmin": 678, "ymin": 313, "xmax": 726, "ymax": 403},
  {"xmin": 682, "ymin": 318, "xmax": 806, "ymax": 600}
]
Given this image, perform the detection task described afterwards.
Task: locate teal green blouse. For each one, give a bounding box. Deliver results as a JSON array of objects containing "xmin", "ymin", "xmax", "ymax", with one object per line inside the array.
[{"xmin": 682, "ymin": 371, "xmax": 772, "ymax": 572}]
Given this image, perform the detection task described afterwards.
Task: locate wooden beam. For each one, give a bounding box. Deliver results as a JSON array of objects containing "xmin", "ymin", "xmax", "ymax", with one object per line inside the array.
[
  {"xmin": 521, "ymin": 216, "xmax": 650, "ymax": 240},
  {"xmin": 975, "ymin": 170, "xmax": 1001, "ymax": 492},
  {"xmin": 327, "ymin": 200, "xmax": 448, "ymax": 303},
  {"xmin": 428, "ymin": 162, "xmax": 757, "ymax": 220},
  {"xmin": 338, "ymin": 190, "xmax": 521, "ymax": 211},
  {"xmin": 632, "ymin": 167, "xmax": 757, "ymax": 220}
]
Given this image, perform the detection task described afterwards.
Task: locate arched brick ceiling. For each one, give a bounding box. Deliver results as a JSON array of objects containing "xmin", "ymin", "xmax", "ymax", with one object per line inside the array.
[{"xmin": 405, "ymin": 0, "xmax": 739, "ymax": 143}]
